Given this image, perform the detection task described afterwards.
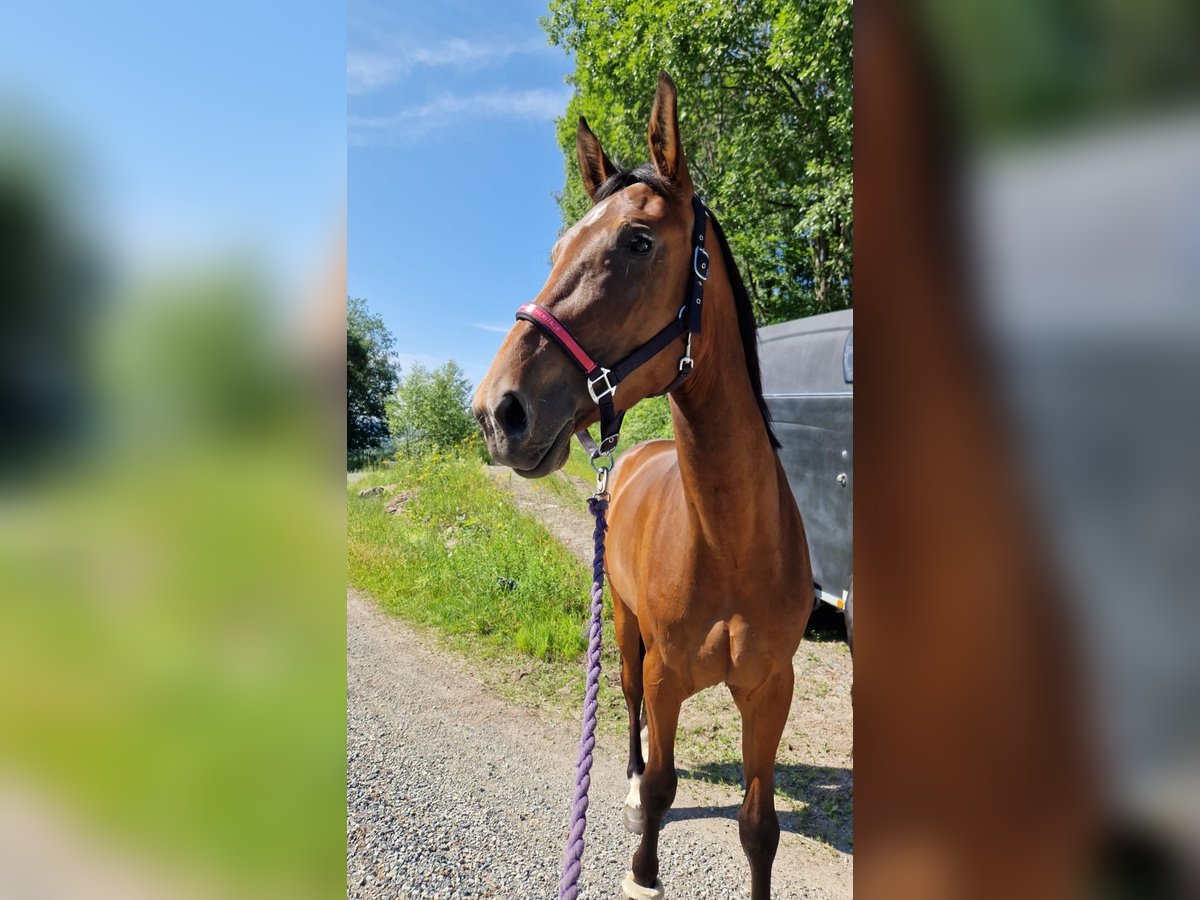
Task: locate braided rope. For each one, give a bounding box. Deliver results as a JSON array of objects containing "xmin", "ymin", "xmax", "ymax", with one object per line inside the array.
[{"xmin": 557, "ymin": 494, "xmax": 609, "ymax": 900}]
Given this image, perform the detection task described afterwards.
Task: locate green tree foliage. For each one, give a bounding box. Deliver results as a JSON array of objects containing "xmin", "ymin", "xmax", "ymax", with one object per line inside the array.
[
  {"xmin": 387, "ymin": 360, "xmax": 480, "ymax": 457},
  {"xmin": 347, "ymin": 296, "xmax": 397, "ymax": 462},
  {"xmin": 920, "ymin": 0, "xmax": 1200, "ymax": 141},
  {"xmin": 2, "ymin": 119, "xmax": 103, "ymax": 479},
  {"xmin": 543, "ymin": 0, "xmax": 852, "ymax": 323}
]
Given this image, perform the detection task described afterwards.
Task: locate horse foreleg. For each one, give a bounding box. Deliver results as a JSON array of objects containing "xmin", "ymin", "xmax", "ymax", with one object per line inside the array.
[
  {"xmin": 613, "ymin": 585, "xmax": 647, "ymax": 833},
  {"xmin": 623, "ymin": 652, "xmax": 684, "ymax": 900},
  {"xmin": 732, "ymin": 666, "xmax": 794, "ymax": 900}
]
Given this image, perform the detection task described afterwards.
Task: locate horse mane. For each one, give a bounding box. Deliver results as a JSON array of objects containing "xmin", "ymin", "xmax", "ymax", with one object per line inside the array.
[{"xmin": 594, "ymin": 164, "xmax": 781, "ymax": 450}]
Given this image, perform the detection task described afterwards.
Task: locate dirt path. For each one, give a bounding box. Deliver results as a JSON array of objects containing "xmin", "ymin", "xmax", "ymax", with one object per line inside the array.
[
  {"xmin": 485, "ymin": 465, "xmax": 597, "ymax": 563},
  {"xmin": 348, "ymin": 590, "xmax": 851, "ymax": 898}
]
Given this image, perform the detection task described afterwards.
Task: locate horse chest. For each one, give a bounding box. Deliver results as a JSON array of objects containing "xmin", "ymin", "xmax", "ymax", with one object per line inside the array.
[{"xmin": 648, "ymin": 612, "xmax": 780, "ymax": 690}]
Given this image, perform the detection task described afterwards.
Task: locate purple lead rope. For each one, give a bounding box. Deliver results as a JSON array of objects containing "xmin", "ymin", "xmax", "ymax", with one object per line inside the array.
[{"xmin": 557, "ymin": 494, "xmax": 609, "ymax": 900}]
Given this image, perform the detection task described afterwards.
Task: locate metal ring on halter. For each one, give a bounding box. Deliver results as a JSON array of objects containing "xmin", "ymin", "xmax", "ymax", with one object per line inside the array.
[{"xmin": 589, "ymin": 450, "xmax": 615, "ymax": 473}]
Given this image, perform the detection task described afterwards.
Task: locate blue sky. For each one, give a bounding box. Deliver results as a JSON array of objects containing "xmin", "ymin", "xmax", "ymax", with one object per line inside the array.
[
  {"xmin": 348, "ymin": 0, "xmax": 576, "ymax": 388},
  {"xmin": 1, "ymin": 2, "xmax": 344, "ymax": 301},
  {"xmin": 2, "ymin": 0, "xmax": 570, "ymax": 388}
]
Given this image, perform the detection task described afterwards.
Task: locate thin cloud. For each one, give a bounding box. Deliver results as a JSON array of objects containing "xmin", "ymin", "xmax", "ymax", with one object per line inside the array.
[
  {"xmin": 470, "ymin": 322, "xmax": 512, "ymax": 334},
  {"xmin": 349, "ymin": 87, "xmax": 572, "ymax": 146},
  {"xmin": 348, "ymin": 35, "xmax": 552, "ymax": 95}
]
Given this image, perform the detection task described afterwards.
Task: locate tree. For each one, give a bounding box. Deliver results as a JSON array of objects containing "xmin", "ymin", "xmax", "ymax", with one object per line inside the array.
[
  {"xmin": 543, "ymin": 0, "xmax": 852, "ymax": 323},
  {"xmin": 2, "ymin": 119, "xmax": 104, "ymax": 480},
  {"xmin": 347, "ymin": 296, "xmax": 397, "ymax": 462},
  {"xmin": 387, "ymin": 361, "xmax": 478, "ymax": 456}
]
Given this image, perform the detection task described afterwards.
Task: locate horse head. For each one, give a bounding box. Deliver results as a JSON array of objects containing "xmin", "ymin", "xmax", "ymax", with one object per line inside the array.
[{"xmin": 473, "ymin": 72, "xmax": 701, "ymax": 476}]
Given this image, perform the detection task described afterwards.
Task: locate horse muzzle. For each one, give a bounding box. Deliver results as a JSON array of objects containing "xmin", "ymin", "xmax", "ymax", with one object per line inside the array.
[{"xmin": 472, "ymin": 388, "xmax": 576, "ymax": 478}]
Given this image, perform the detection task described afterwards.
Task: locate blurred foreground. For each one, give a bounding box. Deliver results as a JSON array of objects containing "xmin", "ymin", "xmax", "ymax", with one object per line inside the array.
[
  {"xmin": 857, "ymin": 1, "xmax": 1200, "ymax": 897},
  {"xmin": 0, "ymin": 5, "xmax": 344, "ymax": 898}
]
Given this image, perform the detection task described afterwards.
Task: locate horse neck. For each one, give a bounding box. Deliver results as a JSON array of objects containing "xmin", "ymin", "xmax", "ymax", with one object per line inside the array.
[{"xmin": 667, "ymin": 254, "xmax": 782, "ymax": 548}]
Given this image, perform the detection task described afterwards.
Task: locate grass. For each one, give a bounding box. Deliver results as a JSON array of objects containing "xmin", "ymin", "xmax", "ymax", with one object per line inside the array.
[
  {"xmin": 349, "ymin": 452, "xmax": 601, "ymax": 663},
  {"xmin": 349, "ymin": 452, "xmax": 632, "ymax": 731}
]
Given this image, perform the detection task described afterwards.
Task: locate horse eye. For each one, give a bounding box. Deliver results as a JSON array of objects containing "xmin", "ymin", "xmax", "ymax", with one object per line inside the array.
[{"xmin": 628, "ymin": 233, "xmax": 653, "ymax": 254}]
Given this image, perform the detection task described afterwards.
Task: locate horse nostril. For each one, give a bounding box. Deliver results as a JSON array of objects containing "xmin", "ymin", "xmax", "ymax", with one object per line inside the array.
[{"xmin": 496, "ymin": 392, "xmax": 528, "ymax": 441}]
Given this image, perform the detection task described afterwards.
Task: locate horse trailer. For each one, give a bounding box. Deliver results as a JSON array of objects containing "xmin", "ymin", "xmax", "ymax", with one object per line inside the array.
[{"xmin": 758, "ymin": 309, "xmax": 854, "ymax": 644}]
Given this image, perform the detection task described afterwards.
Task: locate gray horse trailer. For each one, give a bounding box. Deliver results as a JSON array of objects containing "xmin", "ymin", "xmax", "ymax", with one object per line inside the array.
[{"xmin": 758, "ymin": 309, "xmax": 853, "ymax": 639}]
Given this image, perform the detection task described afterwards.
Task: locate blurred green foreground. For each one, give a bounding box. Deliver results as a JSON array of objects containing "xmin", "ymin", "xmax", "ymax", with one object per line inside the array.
[{"xmin": 0, "ymin": 126, "xmax": 344, "ymax": 899}]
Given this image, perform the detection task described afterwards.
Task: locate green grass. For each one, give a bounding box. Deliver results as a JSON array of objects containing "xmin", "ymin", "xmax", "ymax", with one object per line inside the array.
[
  {"xmin": 349, "ymin": 452, "xmax": 603, "ymax": 664},
  {"xmin": 350, "ymin": 452, "xmax": 638, "ymax": 733}
]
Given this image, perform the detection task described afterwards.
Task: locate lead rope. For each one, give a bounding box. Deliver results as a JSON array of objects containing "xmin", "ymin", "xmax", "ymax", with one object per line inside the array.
[{"xmin": 557, "ymin": 463, "xmax": 611, "ymax": 900}]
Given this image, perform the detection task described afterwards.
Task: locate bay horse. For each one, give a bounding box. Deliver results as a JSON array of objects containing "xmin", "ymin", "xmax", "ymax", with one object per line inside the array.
[{"xmin": 473, "ymin": 72, "xmax": 812, "ymax": 900}]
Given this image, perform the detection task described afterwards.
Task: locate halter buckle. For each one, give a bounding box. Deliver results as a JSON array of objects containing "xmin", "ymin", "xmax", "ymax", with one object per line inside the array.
[
  {"xmin": 587, "ymin": 368, "xmax": 617, "ymax": 404},
  {"xmin": 693, "ymin": 246, "xmax": 710, "ymax": 281}
]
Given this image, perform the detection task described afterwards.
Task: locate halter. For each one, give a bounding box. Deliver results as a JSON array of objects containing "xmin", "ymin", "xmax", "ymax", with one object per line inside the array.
[{"xmin": 516, "ymin": 194, "xmax": 711, "ymax": 468}]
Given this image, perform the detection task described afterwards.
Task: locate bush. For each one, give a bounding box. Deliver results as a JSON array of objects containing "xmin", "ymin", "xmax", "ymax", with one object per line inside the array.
[{"xmin": 387, "ymin": 361, "xmax": 479, "ymax": 457}]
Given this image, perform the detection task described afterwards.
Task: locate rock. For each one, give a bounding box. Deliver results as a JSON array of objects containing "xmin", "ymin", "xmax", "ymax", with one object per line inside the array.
[{"xmin": 385, "ymin": 490, "xmax": 416, "ymax": 515}]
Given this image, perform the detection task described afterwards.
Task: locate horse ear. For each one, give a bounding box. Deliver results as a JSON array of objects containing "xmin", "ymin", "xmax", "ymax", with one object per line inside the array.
[
  {"xmin": 647, "ymin": 71, "xmax": 692, "ymax": 191},
  {"xmin": 576, "ymin": 116, "xmax": 615, "ymax": 203}
]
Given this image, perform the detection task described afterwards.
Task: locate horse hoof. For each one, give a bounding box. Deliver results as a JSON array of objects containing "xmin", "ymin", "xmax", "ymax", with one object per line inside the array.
[
  {"xmin": 623, "ymin": 803, "xmax": 644, "ymax": 835},
  {"xmin": 622, "ymin": 872, "xmax": 665, "ymax": 899}
]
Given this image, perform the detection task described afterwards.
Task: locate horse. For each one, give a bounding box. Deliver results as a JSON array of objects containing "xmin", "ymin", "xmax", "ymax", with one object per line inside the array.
[{"xmin": 472, "ymin": 72, "xmax": 813, "ymax": 900}]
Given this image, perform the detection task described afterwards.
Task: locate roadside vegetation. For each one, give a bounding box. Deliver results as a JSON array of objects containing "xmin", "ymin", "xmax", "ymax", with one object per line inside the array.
[
  {"xmin": 349, "ymin": 450, "xmax": 609, "ymax": 663},
  {"xmin": 348, "ymin": 448, "xmax": 631, "ymax": 733}
]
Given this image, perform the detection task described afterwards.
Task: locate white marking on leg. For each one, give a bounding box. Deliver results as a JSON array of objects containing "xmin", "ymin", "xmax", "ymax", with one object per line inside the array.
[
  {"xmin": 622, "ymin": 871, "xmax": 666, "ymax": 899},
  {"xmin": 625, "ymin": 772, "xmax": 642, "ymax": 809},
  {"xmin": 640, "ymin": 724, "xmax": 650, "ymax": 763}
]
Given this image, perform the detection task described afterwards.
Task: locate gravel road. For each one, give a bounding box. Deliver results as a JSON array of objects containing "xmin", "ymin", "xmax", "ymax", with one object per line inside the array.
[{"xmin": 347, "ymin": 589, "xmax": 851, "ymax": 899}]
